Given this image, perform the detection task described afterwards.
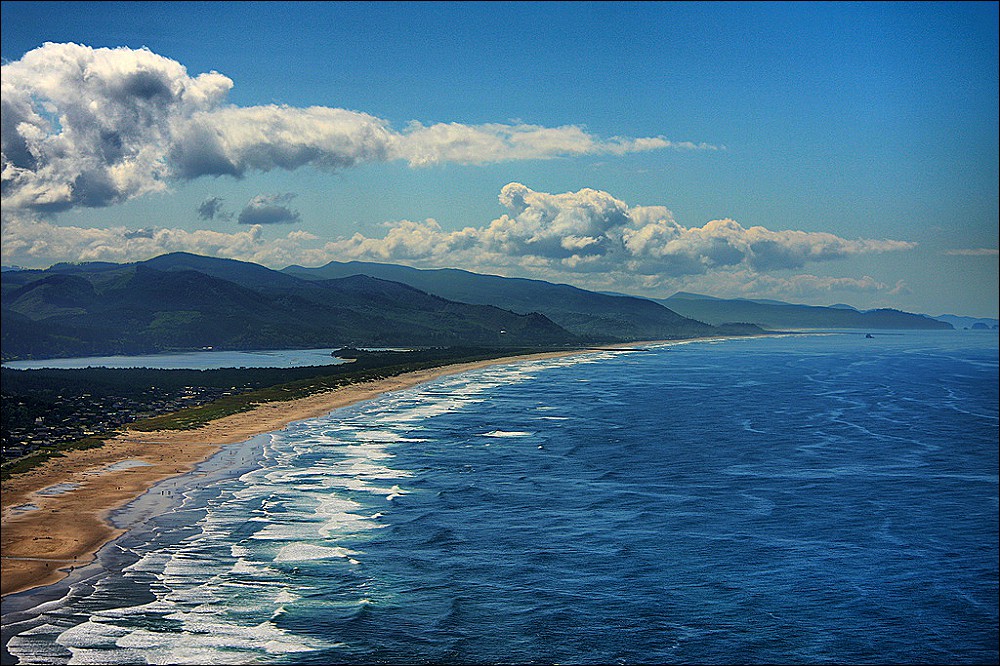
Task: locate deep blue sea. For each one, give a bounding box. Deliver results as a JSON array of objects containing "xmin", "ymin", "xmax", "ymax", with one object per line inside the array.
[{"xmin": 2, "ymin": 332, "xmax": 997, "ymax": 665}]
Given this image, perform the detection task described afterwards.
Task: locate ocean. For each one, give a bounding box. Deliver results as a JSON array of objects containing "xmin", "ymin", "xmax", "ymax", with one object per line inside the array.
[{"xmin": 2, "ymin": 331, "xmax": 997, "ymax": 665}]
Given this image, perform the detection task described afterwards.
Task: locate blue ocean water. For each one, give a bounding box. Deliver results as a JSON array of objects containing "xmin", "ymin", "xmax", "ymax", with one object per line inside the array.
[{"xmin": 2, "ymin": 332, "xmax": 997, "ymax": 665}]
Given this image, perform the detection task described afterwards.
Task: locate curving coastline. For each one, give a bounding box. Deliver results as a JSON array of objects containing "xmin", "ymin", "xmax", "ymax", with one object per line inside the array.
[{"xmin": 1, "ymin": 349, "xmax": 587, "ymax": 598}]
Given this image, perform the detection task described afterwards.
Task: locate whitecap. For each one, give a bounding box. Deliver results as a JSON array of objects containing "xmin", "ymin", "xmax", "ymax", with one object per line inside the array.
[
  {"xmin": 229, "ymin": 558, "xmax": 269, "ymax": 575},
  {"xmin": 273, "ymin": 543, "xmax": 358, "ymax": 562},
  {"xmin": 55, "ymin": 619, "xmax": 131, "ymax": 649},
  {"xmin": 66, "ymin": 646, "xmax": 151, "ymax": 664},
  {"xmin": 273, "ymin": 589, "xmax": 299, "ymax": 604},
  {"xmin": 109, "ymin": 618, "xmax": 321, "ymax": 661},
  {"xmin": 92, "ymin": 599, "xmax": 179, "ymax": 618},
  {"xmin": 251, "ymin": 523, "xmax": 323, "ymax": 541},
  {"xmin": 479, "ymin": 430, "xmax": 534, "ymax": 438}
]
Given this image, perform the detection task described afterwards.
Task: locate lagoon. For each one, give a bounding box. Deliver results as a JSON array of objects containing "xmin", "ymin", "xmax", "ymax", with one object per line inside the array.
[{"xmin": 1, "ymin": 348, "xmax": 352, "ymax": 371}]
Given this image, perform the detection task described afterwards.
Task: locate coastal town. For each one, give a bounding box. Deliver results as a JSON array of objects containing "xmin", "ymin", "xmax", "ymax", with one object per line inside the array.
[{"xmin": 1, "ymin": 383, "xmax": 234, "ymax": 461}]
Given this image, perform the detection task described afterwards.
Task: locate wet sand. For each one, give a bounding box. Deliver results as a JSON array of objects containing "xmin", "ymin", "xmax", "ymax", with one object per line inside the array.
[{"xmin": 1, "ymin": 349, "xmax": 585, "ymax": 597}]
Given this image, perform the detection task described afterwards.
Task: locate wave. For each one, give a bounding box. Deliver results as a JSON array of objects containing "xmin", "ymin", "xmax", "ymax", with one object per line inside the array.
[
  {"xmin": 479, "ymin": 430, "xmax": 535, "ymax": 438},
  {"xmin": 273, "ymin": 543, "xmax": 359, "ymax": 562}
]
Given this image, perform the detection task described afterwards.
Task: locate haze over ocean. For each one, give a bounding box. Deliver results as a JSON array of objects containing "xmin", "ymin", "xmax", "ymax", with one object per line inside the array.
[{"xmin": 2, "ymin": 332, "xmax": 997, "ymax": 665}]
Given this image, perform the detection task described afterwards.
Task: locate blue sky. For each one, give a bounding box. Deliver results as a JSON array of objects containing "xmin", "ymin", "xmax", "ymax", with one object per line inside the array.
[{"xmin": 2, "ymin": 1, "xmax": 997, "ymax": 317}]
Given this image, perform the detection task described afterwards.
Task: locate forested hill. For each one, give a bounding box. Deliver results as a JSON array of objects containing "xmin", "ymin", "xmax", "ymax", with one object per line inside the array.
[
  {"xmin": 282, "ymin": 260, "xmax": 718, "ymax": 341},
  {"xmin": 1, "ymin": 254, "xmax": 576, "ymax": 360},
  {"xmin": 4, "ymin": 253, "xmax": 760, "ymax": 361}
]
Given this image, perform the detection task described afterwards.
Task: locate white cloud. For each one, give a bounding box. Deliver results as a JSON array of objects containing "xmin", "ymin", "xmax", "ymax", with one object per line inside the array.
[
  {"xmin": 321, "ymin": 183, "xmax": 915, "ymax": 280},
  {"xmin": 944, "ymin": 248, "xmax": 999, "ymax": 256},
  {"xmin": 0, "ymin": 213, "xmax": 327, "ymax": 268},
  {"xmin": 390, "ymin": 123, "xmax": 689, "ymax": 166},
  {"xmin": 1, "ymin": 42, "xmax": 700, "ymax": 215},
  {"xmin": 2, "ymin": 42, "xmax": 232, "ymax": 211},
  {"xmin": 170, "ymin": 105, "xmax": 394, "ymax": 179}
]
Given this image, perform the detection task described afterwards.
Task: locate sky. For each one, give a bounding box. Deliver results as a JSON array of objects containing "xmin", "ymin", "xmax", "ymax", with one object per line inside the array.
[{"xmin": 1, "ymin": 1, "xmax": 997, "ymax": 318}]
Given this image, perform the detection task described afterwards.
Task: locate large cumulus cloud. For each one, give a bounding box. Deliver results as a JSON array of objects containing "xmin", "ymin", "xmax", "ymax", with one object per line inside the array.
[
  {"xmin": 1, "ymin": 42, "xmax": 693, "ymax": 214},
  {"xmin": 325, "ymin": 183, "xmax": 916, "ymax": 279},
  {"xmin": 2, "ymin": 43, "xmax": 233, "ymax": 211}
]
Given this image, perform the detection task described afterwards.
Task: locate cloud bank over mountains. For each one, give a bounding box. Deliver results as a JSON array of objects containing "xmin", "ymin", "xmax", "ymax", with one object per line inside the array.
[
  {"xmin": 325, "ymin": 182, "xmax": 915, "ymax": 283},
  {"xmin": 1, "ymin": 43, "xmax": 692, "ymax": 213},
  {"xmin": 1, "ymin": 42, "xmax": 917, "ymax": 302},
  {"xmin": 1, "ymin": 180, "xmax": 916, "ymax": 300}
]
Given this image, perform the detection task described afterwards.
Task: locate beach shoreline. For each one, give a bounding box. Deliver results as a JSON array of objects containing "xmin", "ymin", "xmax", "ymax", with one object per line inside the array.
[
  {"xmin": 1, "ymin": 335, "xmax": 777, "ymax": 600},
  {"xmin": 1, "ymin": 348, "xmax": 590, "ymax": 599}
]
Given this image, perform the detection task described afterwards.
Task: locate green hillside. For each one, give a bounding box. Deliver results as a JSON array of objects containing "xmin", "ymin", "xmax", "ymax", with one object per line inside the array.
[
  {"xmin": 283, "ymin": 261, "xmax": 718, "ymax": 341},
  {"xmin": 1, "ymin": 255, "xmax": 577, "ymax": 360}
]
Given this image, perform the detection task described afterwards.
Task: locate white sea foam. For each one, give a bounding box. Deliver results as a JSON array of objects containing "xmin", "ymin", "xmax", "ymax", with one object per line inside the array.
[
  {"xmin": 356, "ymin": 429, "xmax": 408, "ymax": 442},
  {"xmin": 66, "ymin": 647, "xmax": 150, "ymax": 665},
  {"xmin": 329, "ymin": 459, "xmax": 411, "ymax": 480},
  {"xmin": 273, "ymin": 589, "xmax": 299, "ymax": 604},
  {"xmin": 229, "ymin": 558, "xmax": 271, "ymax": 575},
  {"xmin": 274, "ymin": 543, "xmax": 359, "ymax": 562},
  {"xmin": 90, "ymin": 599, "xmax": 179, "ymax": 619},
  {"xmin": 123, "ymin": 550, "xmax": 174, "ymax": 576},
  {"xmin": 106, "ymin": 618, "xmax": 319, "ymax": 661},
  {"xmin": 251, "ymin": 523, "xmax": 322, "ymax": 541},
  {"xmin": 56, "ymin": 619, "xmax": 130, "ymax": 648},
  {"xmin": 480, "ymin": 430, "xmax": 534, "ymax": 438},
  {"xmin": 18, "ymin": 351, "xmax": 603, "ymax": 665},
  {"xmin": 341, "ymin": 442, "xmax": 397, "ymax": 458}
]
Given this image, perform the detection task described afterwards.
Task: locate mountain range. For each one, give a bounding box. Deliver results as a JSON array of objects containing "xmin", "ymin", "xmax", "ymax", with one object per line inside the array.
[
  {"xmin": 2, "ymin": 253, "xmax": 967, "ymax": 361},
  {"xmin": 931, "ymin": 314, "xmax": 999, "ymax": 331},
  {"xmin": 282, "ymin": 261, "xmax": 960, "ymax": 334},
  {"xmin": 281, "ymin": 261, "xmax": 723, "ymax": 341},
  {"xmin": 1, "ymin": 254, "xmax": 575, "ymax": 359},
  {"xmin": 1, "ymin": 253, "xmax": 737, "ymax": 360},
  {"xmin": 657, "ymin": 291, "xmax": 955, "ymax": 331}
]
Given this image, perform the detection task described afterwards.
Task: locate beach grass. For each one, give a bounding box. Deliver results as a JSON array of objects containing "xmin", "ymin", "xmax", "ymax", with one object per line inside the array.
[{"xmin": 1, "ymin": 436, "xmax": 110, "ymax": 481}]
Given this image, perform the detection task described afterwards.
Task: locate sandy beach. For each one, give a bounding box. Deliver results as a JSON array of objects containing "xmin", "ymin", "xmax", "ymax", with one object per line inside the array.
[{"xmin": 1, "ymin": 349, "xmax": 585, "ymax": 598}]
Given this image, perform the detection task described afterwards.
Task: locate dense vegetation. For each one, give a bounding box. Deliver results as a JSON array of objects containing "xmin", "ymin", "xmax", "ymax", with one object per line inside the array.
[
  {"xmin": 1, "ymin": 254, "xmax": 579, "ymax": 360},
  {"xmin": 284, "ymin": 259, "xmax": 719, "ymax": 341}
]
